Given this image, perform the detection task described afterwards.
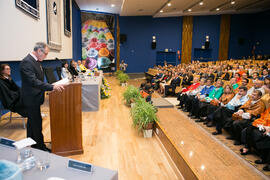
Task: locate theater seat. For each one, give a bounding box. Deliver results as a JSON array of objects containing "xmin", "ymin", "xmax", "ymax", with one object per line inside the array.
[
  {"xmin": 0, "ymin": 102, "xmax": 26, "ymax": 129},
  {"xmin": 56, "ymin": 66, "xmax": 62, "ymax": 80},
  {"xmin": 43, "ymin": 67, "xmax": 57, "ymax": 84}
]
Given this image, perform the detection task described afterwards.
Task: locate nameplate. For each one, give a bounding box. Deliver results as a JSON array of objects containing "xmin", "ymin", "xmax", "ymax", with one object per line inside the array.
[
  {"xmin": 0, "ymin": 137, "xmax": 15, "ymax": 148},
  {"xmin": 68, "ymin": 160, "xmax": 92, "ymax": 173}
]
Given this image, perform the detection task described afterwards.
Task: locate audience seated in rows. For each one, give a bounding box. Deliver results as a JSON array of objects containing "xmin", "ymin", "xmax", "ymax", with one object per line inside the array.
[{"xmin": 150, "ymin": 59, "xmax": 270, "ymax": 171}]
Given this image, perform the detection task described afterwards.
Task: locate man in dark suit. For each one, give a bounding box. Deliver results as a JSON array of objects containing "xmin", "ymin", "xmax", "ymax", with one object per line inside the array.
[
  {"xmin": 164, "ymin": 72, "xmax": 181, "ymax": 96},
  {"xmin": 20, "ymin": 42, "xmax": 64, "ymax": 152}
]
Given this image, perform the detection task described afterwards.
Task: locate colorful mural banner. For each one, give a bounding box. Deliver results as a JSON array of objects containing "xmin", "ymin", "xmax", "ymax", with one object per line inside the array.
[{"xmin": 81, "ymin": 16, "xmax": 114, "ymax": 70}]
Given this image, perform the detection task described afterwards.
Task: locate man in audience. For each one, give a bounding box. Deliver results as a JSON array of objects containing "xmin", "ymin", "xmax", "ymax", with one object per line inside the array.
[
  {"xmin": 230, "ymin": 90, "xmax": 265, "ymax": 145},
  {"xmin": 180, "ymin": 78, "xmax": 206, "ymax": 111},
  {"xmin": 195, "ymin": 79, "xmax": 224, "ymax": 122},
  {"xmin": 212, "ymin": 86, "xmax": 249, "ymax": 135},
  {"xmin": 240, "ymin": 99, "xmax": 270, "ymax": 170},
  {"xmin": 177, "ymin": 76, "xmax": 200, "ymax": 108},
  {"xmin": 20, "ymin": 42, "xmax": 64, "ymax": 152},
  {"xmin": 188, "ymin": 78, "xmax": 215, "ymax": 118},
  {"xmin": 164, "ymin": 72, "xmax": 181, "ymax": 97},
  {"xmin": 260, "ymin": 69, "xmax": 270, "ymax": 80},
  {"xmin": 247, "ymin": 80, "xmax": 265, "ymax": 96}
]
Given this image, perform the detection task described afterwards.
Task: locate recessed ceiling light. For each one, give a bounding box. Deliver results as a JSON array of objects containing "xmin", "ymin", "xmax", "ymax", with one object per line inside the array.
[
  {"xmin": 160, "ymin": 10, "xmax": 163, "ymax": 13},
  {"xmin": 111, "ymin": 4, "xmax": 115, "ymax": 7},
  {"xmin": 168, "ymin": 3, "xmax": 171, "ymax": 6},
  {"xmin": 231, "ymin": 1, "xmax": 235, "ymax": 5},
  {"xmin": 188, "ymin": 9, "xmax": 192, "ymax": 12},
  {"xmin": 199, "ymin": 1, "xmax": 204, "ymax": 5},
  {"xmin": 216, "ymin": 8, "xmax": 220, "ymax": 11}
]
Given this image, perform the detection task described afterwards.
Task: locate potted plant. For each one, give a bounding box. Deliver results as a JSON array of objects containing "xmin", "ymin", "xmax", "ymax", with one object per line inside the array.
[
  {"xmin": 118, "ymin": 73, "xmax": 129, "ymax": 86},
  {"xmin": 131, "ymin": 98, "xmax": 158, "ymax": 138},
  {"xmin": 116, "ymin": 70, "xmax": 123, "ymax": 79},
  {"xmin": 123, "ymin": 85, "xmax": 141, "ymax": 106}
]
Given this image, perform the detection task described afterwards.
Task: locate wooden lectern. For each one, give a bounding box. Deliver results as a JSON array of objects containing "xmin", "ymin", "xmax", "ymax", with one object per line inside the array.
[{"xmin": 49, "ymin": 83, "xmax": 83, "ymax": 156}]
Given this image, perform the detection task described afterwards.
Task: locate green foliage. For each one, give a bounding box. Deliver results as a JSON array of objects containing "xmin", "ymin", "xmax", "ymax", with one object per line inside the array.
[
  {"xmin": 131, "ymin": 98, "xmax": 158, "ymax": 131},
  {"xmin": 116, "ymin": 70, "xmax": 123, "ymax": 79},
  {"xmin": 118, "ymin": 73, "xmax": 129, "ymax": 83},
  {"xmin": 123, "ymin": 85, "xmax": 141, "ymax": 105}
]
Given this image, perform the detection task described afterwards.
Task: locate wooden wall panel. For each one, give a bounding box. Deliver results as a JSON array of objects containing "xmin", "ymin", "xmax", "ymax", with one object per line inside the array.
[
  {"xmin": 218, "ymin": 15, "xmax": 231, "ymax": 60},
  {"xmin": 181, "ymin": 16, "xmax": 193, "ymax": 64}
]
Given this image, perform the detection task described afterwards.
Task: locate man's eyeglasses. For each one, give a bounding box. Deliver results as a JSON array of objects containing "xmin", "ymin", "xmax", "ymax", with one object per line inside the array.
[{"xmin": 41, "ymin": 49, "xmax": 48, "ymax": 56}]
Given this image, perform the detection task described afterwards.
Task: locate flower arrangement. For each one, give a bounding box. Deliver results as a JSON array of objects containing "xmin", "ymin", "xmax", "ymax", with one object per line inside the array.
[{"xmin": 101, "ymin": 77, "xmax": 110, "ymax": 99}]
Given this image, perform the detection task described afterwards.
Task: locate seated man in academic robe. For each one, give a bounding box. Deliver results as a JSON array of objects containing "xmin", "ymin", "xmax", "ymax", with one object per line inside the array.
[
  {"xmin": 188, "ymin": 78, "xmax": 215, "ymax": 118},
  {"xmin": 177, "ymin": 77, "xmax": 206, "ymax": 111},
  {"xmin": 194, "ymin": 79, "xmax": 224, "ymax": 121},
  {"xmin": 211, "ymin": 86, "xmax": 249, "ymax": 135},
  {"xmin": 230, "ymin": 89, "xmax": 265, "ymax": 145},
  {"xmin": 240, "ymin": 100, "xmax": 270, "ymax": 171},
  {"xmin": 0, "ymin": 64, "xmax": 27, "ymax": 117}
]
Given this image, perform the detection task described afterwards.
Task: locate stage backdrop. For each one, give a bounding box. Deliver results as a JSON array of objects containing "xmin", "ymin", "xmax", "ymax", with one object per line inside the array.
[{"xmin": 81, "ymin": 12, "xmax": 115, "ymax": 70}]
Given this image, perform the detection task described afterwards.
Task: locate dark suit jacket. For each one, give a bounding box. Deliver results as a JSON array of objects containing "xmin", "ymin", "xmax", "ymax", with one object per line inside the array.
[
  {"xmin": 170, "ymin": 77, "xmax": 181, "ymax": 88},
  {"xmin": 68, "ymin": 66, "xmax": 78, "ymax": 76},
  {"xmin": 0, "ymin": 78, "xmax": 20, "ymax": 110},
  {"xmin": 20, "ymin": 54, "xmax": 53, "ymax": 106}
]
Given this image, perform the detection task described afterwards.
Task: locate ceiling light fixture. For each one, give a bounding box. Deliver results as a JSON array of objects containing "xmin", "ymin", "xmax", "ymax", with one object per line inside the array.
[
  {"xmin": 168, "ymin": 3, "xmax": 172, "ymax": 6},
  {"xmin": 160, "ymin": 10, "xmax": 163, "ymax": 13},
  {"xmin": 199, "ymin": 1, "xmax": 204, "ymax": 5},
  {"xmin": 111, "ymin": 4, "xmax": 115, "ymax": 7},
  {"xmin": 231, "ymin": 1, "xmax": 235, "ymax": 5},
  {"xmin": 216, "ymin": 8, "xmax": 220, "ymax": 11},
  {"xmin": 188, "ymin": 9, "xmax": 192, "ymax": 12}
]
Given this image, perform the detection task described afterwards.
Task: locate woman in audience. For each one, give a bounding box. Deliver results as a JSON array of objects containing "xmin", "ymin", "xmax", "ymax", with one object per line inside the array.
[
  {"xmin": 234, "ymin": 73, "xmax": 242, "ymax": 83},
  {"xmin": 61, "ymin": 61, "xmax": 72, "ymax": 79},
  {"xmin": 69, "ymin": 60, "xmax": 79, "ymax": 76},
  {"xmin": 0, "ymin": 64, "xmax": 27, "ymax": 117},
  {"xmin": 159, "ymin": 71, "xmax": 172, "ymax": 94},
  {"xmin": 203, "ymin": 85, "xmax": 235, "ymax": 127}
]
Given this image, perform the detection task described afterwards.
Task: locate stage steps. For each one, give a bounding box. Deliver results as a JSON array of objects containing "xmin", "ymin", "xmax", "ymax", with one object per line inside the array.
[{"xmin": 155, "ymin": 108, "xmax": 268, "ymax": 180}]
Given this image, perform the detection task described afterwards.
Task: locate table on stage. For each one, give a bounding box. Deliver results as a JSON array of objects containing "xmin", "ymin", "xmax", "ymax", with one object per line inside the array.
[
  {"xmin": 0, "ymin": 145, "xmax": 118, "ymax": 180},
  {"xmin": 81, "ymin": 73, "xmax": 102, "ymax": 112}
]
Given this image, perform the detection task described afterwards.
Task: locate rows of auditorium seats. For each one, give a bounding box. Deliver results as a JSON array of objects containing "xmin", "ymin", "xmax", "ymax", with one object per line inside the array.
[{"xmin": 147, "ymin": 59, "xmax": 270, "ymax": 171}]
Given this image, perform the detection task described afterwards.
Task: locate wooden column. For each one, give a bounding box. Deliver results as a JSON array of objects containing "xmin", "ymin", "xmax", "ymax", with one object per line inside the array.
[
  {"xmin": 181, "ymin": 16, "xmax": 193, "ymax": 64},
  {"xmin": 116, "ymin": 15, "xmax": 120, "ymax": 70},
  {"xmin": 218, "ymin": 15, "xmax": 231, "ymax": 60}
]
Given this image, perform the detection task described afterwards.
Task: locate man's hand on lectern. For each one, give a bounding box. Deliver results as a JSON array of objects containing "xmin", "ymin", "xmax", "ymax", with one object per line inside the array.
[{"xmin": 53, "ymin": 84, "xmax": 65, "ymax": 92}]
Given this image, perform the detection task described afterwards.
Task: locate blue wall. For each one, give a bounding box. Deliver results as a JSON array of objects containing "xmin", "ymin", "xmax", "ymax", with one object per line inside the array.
[
  {"xmin": 192, "ymin": 15, "xmax": 221, "ymax": 61},
  {"xmin": 252, "ymin": 10, "xmax": 270, "ymax": 56},
  {"xmin": 228, "ymin": 14, "xmax": 254, "ymax": 59},
  {"xmin": 72, "ymin": 0, "xmax": 82, "ymax": 60},
  {"xmin": 119, "ymin": 16, "xmax": 182, "ymax": 73},
  {"xmin": 229, "ymin": 10, "xmax": 270, "ymax": 59}
]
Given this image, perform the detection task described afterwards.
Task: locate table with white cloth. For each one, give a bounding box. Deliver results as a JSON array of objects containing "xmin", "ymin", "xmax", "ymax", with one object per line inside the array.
[
  {"xmin": 81, "ymin": 71, "xmax": 103, "ymax": 112},
  {"xmin": 0, "ymin": 144, "xmax": 118, "ymax": 180}
]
